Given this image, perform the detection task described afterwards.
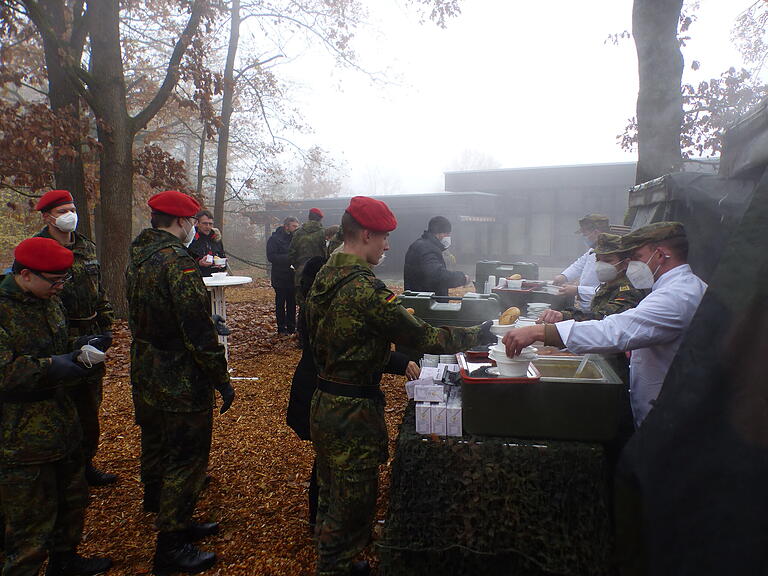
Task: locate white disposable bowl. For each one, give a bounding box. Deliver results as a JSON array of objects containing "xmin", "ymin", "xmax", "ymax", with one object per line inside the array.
[
  {"xmin": 490, "ymin": 319, "xmax": 517, "ymax": 337},
  {"xmin": 506, "ymin": 279, "xmax": 523, "ymax": 289},
  {"xmin": 527, "ymin": 302, "xmax": 551, "ymax": 309},
  {"xmin": 488, "ymin": 350, "xmax": 530, "ymax": 377}
]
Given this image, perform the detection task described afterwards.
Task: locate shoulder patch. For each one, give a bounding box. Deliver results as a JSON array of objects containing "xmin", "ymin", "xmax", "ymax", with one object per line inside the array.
[
  {"xmin": 619, "ymin": 285, "xmax": 630, "ymax": 292},
  {"xmin": 182, "ymin": 267, "xmax": 197, "ymax": 275},
  {"xmin": 385, "ymin": 293, "xmax": 396, "ymax": 303}
]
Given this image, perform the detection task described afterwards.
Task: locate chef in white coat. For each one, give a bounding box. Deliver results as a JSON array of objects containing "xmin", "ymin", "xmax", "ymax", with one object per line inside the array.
[
  {"xmin": 553, "ymin": 214, "xmax": 612, "ymax": 310},
  {"xmin": 505, "ymin": 222, "xmax": 707, "ymax": 427}
]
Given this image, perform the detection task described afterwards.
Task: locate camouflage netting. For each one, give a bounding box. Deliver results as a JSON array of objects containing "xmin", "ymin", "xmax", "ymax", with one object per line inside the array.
[{"xmin": 379, "ymin": 403, "xmax": 614, "ymax": 576}]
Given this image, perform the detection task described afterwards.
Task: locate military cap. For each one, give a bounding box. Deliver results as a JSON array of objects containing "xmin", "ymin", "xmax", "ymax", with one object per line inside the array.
[
  {"xmin": 35, "ymin": 189, "xmax": 74, "ymax": 212},
  {"xmin": 621, "ymin": 221, "xmax": 686, "ymax": 252},
  {"xmin": 345, "ymin": 196, "xmax": 397, "ymax": 232},
  {"xmin": 148, "ymin": 190, "xmax": 200, "ymax": 217},
  {"xmin": 576, "ymin": 213, "xmax": 610, "ymax": 233},
  {"xmin": 594, "ymin": 233, "xmax": 624, "ymax": 255},
  {"xmin": 309, "ymin": 207, "xmax": 324, "ymax": 218},
  {"xmin": 14, "ymin": 237, "xmax": 74, "ymax": 273}
]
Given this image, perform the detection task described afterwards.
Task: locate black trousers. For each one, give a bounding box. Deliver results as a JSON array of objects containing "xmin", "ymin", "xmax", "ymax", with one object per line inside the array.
[{"xmin": 274, "ymin": 285, "xmax": 296, "ymax": 333}]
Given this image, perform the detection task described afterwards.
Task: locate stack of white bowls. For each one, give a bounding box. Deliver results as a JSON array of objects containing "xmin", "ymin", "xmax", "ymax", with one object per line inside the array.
[
  {"xmin": 526, "ymin": 302, "xmax": 551, "ymax": 318},
  {"xmin": 489, "ymin": 319, "xmax": 517, "ymax": 338},
  {"xmin": 488, "ymin": 344, "xmax": 537, "ymax": 377}
]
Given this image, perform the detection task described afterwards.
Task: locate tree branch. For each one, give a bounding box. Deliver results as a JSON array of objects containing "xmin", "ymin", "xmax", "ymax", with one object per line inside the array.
[{"xmin": 131, "ymin": 0, "xmax": 206, "ymax": 134}]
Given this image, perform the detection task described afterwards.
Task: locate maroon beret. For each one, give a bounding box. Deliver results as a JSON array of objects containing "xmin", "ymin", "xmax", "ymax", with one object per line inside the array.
[
  {"xmin": 345, "ymin": 196, "xmax": 397, "ymax": 233},
  {"xmin": 148, "ymin": 190, "xmax": 201, "ymax": 217},
  {"xmin": 309, "ymin": 207, "xmax": 324, "ymax": 218},
  {"xmin": 35, "ymin": 189, "xmax": 74, "ymax": 212},
  {"xmin": 14, "ymin": 237, "xmax": 74, "ymax": 273}
]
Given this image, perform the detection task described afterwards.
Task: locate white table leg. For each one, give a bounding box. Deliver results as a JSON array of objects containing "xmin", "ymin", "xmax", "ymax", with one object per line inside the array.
[{"xmin": 208, "ymin": 285, "xmax": 229, "ymax": 360}]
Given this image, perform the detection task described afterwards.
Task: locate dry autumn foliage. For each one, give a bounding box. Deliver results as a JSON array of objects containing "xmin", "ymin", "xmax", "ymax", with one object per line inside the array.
[{"xmin": 80, "ymin": 277, "xmax": 410, "ymax": 575}]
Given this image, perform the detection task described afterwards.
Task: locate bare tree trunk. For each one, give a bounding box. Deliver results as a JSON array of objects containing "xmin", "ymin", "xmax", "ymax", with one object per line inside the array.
[
  {"xmin": 214, "ymin": 0, "xmax": 240, "ymax": 230},
  {"xmin": 633, "ymin": 0, "xmax": 685, "ymax": 184},
  {"xmin": 88, "ymin": 0, "xmax": 133, "ymax": 317},
  {"xmin": 197, "ymin": 121, "xmax": 207, "ymax": 198},
  {"xmin": 38, "ymin": 0, "xmax": 92, "ymax": 238}
]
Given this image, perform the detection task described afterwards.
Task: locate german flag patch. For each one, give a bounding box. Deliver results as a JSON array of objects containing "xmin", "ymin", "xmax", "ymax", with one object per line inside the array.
[
  {"xmin": 182, "ymin": 267, "xmax": 196, "ymax": 275},
  {"xmin": 385, "ymin": 293, "xmax": 396, "ymax": 303}
]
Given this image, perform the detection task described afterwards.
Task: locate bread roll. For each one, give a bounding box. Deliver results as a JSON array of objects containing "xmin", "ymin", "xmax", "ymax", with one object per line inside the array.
[
  {"xmin": 499, "ymin": 306, "xmax": 521, "ymax": 325},
  {"xmin": 405, "ymin": 308, "xmax": 415, "ymax": 315},
  {"xmin": 507, "ymin": 273, "xmax": 522, "ymax": 280}
]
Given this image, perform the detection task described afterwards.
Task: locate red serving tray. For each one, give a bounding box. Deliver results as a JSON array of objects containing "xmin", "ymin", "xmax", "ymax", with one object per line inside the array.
[
  {"xmin": 464, "ymin": 348, "xmax": 490, "ymax": 360},
  {"xmin": 457, "ymin": 352, "xmax": 541, "ymax": 384}
]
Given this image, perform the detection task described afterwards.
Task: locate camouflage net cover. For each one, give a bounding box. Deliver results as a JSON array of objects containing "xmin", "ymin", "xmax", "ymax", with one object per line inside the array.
[{"xmin": 378, "ymin": 402, "xmax": 614, "ymax": 576}]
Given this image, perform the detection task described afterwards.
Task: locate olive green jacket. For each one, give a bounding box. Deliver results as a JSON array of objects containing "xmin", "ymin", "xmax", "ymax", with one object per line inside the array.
[
  {"xmin": 288, "ymin": 220, "xmax": 326, "ymax": 286},
  {"xmin": 126, "ymin": 228, "xmax": 229, "ymax": 412},
  {"xmin": 0, "ymin": 276, "xmax": 81, "ymax": 464}
]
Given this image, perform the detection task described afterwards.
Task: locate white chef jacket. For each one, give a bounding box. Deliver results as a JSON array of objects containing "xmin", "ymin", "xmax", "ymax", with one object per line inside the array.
[
  {"xmin": 560, "ymin": 249, "xmax": 600, "ymax": 310},
  {"xmin": 555, "ymin": 264, "xmax": 707, "ymax": 427}
]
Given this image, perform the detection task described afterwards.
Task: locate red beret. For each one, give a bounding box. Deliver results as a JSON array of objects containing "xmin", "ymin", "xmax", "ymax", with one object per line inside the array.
[
  {"xmin": 148, "ymin": 190, "xmax": 200, "ymax": 217},
  {"xmin": 35, "ymin": 189, "xmax": 74, "ymax": 212},
  {"xmin": 309, "ymin": 207, "xmax": 324, "ymax": 218},
  {"xmin": 14, "ymin": 237, "xmax": 74, "ymax": 273},
  {"xmin": 345, "ymin": 196, "xmax": 397, "ymax": 233}
]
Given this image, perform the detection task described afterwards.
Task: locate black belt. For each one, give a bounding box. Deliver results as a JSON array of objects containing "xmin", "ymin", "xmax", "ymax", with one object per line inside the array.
[
  {"xmin": 316, "ymin": 377, "xmax": 382, "ymax": 400},
  {"xmin": 0, "ymin": 389, "xmax": 57, "ymax": 403}
]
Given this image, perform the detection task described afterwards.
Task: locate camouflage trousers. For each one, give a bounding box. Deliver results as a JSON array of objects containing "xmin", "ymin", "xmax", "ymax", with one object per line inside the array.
[
  {"xmin": 134, "ymin": 397, "xmax": 212, "ymax": 533},
  {"xmin": 310, "ymin": 390, "xmax": 387, "ymax": 576},
  {"xmin": 67, "ymin": 373, "xmax": 104, "ymax": 462},
  {"xmin": 0, "ymin": 450, "xmax": 87, "ymax": 576}
]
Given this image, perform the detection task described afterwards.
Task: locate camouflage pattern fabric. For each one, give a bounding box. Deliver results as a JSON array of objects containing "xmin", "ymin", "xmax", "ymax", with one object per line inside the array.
[
  {"xmin": 288, "ymin": 220, "xmax": 326, "ymax": 295},
  {"xmin": 134, "ymin": 396, "xmax": 212, "ymax": 533},
  {"xmin": 126, "ymin": 228, "xmax": 228, "ymax": 532},
  {"xmin": 326, "ymin": 226, "xmax": 344, "ymax": 257},
  {"xmin": 306, "ymin": 252, "xmax": 484, "ymax": 576},
  {"xmin": 126, "ymin": 228, "xmax": 229, "ymax": 412},
  {"xmin": 560, "ymin": 273, "xmax": 647, "ymax": 322},
  {"xmin": 36, "ymin": 227, "xmax": 114, "ymax": 461},
  {"xmin": 0, "ymin": 451, "xmax": 87, "ymax": 575},
  {"xmin": 0, "ymin": 275, "xmax": 87, "ymax": 575}
]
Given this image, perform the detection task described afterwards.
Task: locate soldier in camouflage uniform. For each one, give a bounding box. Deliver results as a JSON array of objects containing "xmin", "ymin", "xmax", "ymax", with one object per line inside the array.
[
  {"xmin": 33, "ymin": 189, "xmax": 117, "ymax": 486},
  {"xmin": 289, "ymin": 208, "xmax": 326, "ymax": 304},
  {"xmin": 0, "ymin": 237, "xmax": 111, "ymax": 576},
  {"xmin": 126, "ymin": 191, "xmax": 235, "ymax": 576},
  {"xmin": 306, "ymin": 196, "xmax": 494, "ymax": 576}
]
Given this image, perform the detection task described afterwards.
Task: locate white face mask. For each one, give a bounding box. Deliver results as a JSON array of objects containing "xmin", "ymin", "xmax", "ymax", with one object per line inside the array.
[
  {"xmin": 182, "ymin": 219, "xmax": 196, "ymax": 247},
  {"xmin": 375, "ymin": 252, "xmax": 387, "ymax": 267},
  {"xmin": 626, "ymin": 251, "xmax": 660, "ymax": 290},
  {"xmin": 594, "ymin": 261, "xmax": 619, "ymax": 283},
  {"xmin": 440, "ymin": 236, "xmax": 452, "ymax": 249},
  {"xmin": 78, "ymin": 344, "xmax": 106, "ymax": 368},
  {"xmin": 54, "ymin": 211, "xmax": 78, "ymax": 233}
]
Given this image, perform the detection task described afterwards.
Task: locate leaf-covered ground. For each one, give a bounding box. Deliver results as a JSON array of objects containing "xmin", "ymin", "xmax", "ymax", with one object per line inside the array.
[{"xmin": 80, "ymin": 278, "xmax": 410, "ymax": 575}]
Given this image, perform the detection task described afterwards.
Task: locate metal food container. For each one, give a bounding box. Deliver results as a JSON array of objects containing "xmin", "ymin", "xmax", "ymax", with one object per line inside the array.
[
  {"xmin": 475, "ymin": 260, "xmax": 539, "ymax": 292},
  {"xmin": 461, "ymin": 355, "xmax": 628, "ymax": 441}
]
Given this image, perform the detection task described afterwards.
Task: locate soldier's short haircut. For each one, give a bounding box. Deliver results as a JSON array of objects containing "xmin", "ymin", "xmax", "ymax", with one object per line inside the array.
[
  {"xmin": 151, "ymin": 211, "xmax": 179, "ymax": 229},
  {"xmin": 284, "ymin": 216, "xmax": 299, "ymax": 226},
  {"xmin": 427, "ymin": 216, "xmax": 451, "ymax": 234},
  {"xmin": 654, "ymin": 236, "xmax": 689, "ymax": 261},
  {"xmin": 308, "ymin": 211, "xmax": 323, "ymax": 222},
  {"xmin": 196, "ymin": 209, "xmax": 214, "ymax": 220},
  {"xmin": 341, "ymin": 211, "xmax": 364, "ymax": 241}
]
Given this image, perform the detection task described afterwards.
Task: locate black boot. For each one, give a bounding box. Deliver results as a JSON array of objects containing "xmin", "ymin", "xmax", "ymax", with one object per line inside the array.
[
  {"xmin": 187, "ymin": 522, "xmax": 220, "ymax": 542},
  {"xmin": 45, "ymin": 551, "xmax": 112, "ymax": 576},
  {"xmin": 85, "ymin": 462, "xmax": 117, "ymax": 486},
  {"xmin": 144, "ymin": 482, "xmax": 161, "ymax": 513},
  {"xmin": 350, "ymin": 560, "xmax": 371, "ymax": 576},
  {"xmin": 153, "ymin": 531, "xmax": 216, "ymax": 576}
]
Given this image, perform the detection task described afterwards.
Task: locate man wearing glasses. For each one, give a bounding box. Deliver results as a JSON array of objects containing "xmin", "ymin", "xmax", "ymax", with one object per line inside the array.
[
  {"xmin": 34, "ymin": 189, "xmax": 117, "ymax": 487},
  {"xmin": 127, "ymin": 190, "xmax": 234, "ymax": 575},
  {"xmin": 0, "ymin": 237, "xmax": 112, "ymax": 576}
]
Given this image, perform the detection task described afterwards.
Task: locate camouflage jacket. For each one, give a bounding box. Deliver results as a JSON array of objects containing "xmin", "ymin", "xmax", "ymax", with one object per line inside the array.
[
  {"xmin": 126, "ymin": 228, "xmax": 229, "ymax": 412},
  {"xmin": 35, "ymin": 227, "xmax": 114, "ymax": 338},
  {"xmin": 306, "ymin": 252, "xmax": 482, "ymax": 386},
  {"xmin": 561, "ymin": 272, "xmax": 647, "ymax": 321},
  {"xmin": 288, "ymin": 221, "xmax": 326, "ymax": 284},
  {"xmin": 0, "ymin": 275, "xmax": 81, "ymax": 464}
]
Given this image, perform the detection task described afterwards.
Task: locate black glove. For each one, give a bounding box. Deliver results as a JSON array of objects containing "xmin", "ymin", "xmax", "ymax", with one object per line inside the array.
[
  {"xmin": 212, "ymin": 314, "xmax": 231, "ymax": 336},
  {"xmin": 74, "ymin": 333, "xmax": 112, "ymax": 352},
  {"xmin": 49, "ymin": 351, "xmax": 91, "ymax": 381},
  {"xmin": 478, "ymin": 320, "xmax": 496, "ymax": 345},
  {"xmin": 215, "ymin": 382, "xmax": 235, "ymax": 414}
]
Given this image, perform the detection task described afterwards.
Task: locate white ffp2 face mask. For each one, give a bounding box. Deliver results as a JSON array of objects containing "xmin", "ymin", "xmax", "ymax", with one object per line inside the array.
[
  {"xmin": 182, "ymin": 220, "xmax": 196, "ymax": 247},
  {"xmin": 78, "ymin": 344, "xmax": 106, "ymax": 368},
  {"xmin": 595, "ymin": 261, "xmax": 619, "ymax": 283},
  {"xmin": 440, "ymin": 236, "xmax": 452, "ymax": 249},
  {"xmin": 626, "ymin": 251, "xmax": 660, "ymax": 289},
  {"xmin": 54, "ymin": 211, "xmax": 78, "ymax": 233}
]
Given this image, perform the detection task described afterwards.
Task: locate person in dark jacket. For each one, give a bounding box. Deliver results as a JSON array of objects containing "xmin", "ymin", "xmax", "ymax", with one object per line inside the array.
[
  {"xmin": 187, "ymin": 210, "xmax": 226, "ymax": 278},
  {"xmin": 267, "ymin": 217, "xmax": 300, "ymax": 334},
  {"xmin": 403, "ymin": 216, "xmax": 469, "ymax": 296},
  {"xmin": 286, "ymin": 256, "xmax": 419, "ymax": 532}
]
